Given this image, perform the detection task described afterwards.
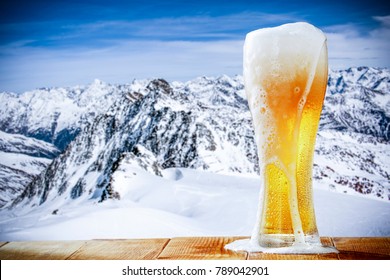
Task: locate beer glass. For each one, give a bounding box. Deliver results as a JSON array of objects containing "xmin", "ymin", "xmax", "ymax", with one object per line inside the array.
[{"xmin": 227, "ymin": 22, "xmax": 338, "ymax": 253}]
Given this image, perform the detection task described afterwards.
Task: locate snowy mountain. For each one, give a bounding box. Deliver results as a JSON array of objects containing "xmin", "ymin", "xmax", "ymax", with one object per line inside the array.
[
  {"xmin": 0, "ymin": 67, "xmax": 389, "ymax": 214},
  {"xmin": 323, "ymin": 67, "xmax": 390, "ymax": 140},
  {"xmin": 0, "ymin": 79, "xmax": 147, "ymax": 208},
  {"xmin": 8, "ymin": 77, "xmax": 259, "ymax": 211},
  {"xmin": 0, "ymin": 131, "xmax": 59, "ymax": 207},
  {"xmin": 0, "ymin": 79, "xmax": 145, "ymax": 150}
]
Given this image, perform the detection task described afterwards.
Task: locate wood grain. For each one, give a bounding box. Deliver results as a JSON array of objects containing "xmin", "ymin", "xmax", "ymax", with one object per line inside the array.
[
  {"xmin": 333, "ymin": 237, "xmax": 390, "ymax": 260},
  {"xmin": 68, "ymin": 239, "xmax": 169, "ymax": 260},
  {"xmin": 1, "ymin": 237, "xmax": 389, "ymax": 260},
  {"xmin": 0, "ymin": 241, "xmax": 85, "ymax": 260},
  {"xmin": 248, "ymin": 237, "xmax": 339, "ymax": 260},
  {"xmin": 157, "ymin": 236, "xmax": 247, "ymax": 260},
  {"xmin": 337, "ymin": 251, "xmax": 390, "ymax": 260}
]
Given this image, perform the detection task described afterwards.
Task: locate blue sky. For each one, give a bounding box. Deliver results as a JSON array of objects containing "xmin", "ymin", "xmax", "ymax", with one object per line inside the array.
[{"xmin": 1, "ymin": 0, "xmax": 389, "ymax": 92}]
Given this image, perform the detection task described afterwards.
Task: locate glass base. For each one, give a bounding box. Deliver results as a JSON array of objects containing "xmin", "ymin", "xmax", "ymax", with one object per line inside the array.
[
  {"xmin": 225, "ymin": 235, "xmax": 339, "ymax": 254},
  {"xmin": 258, "ymin": 233, "xmax": 321, "ymax": 248}
]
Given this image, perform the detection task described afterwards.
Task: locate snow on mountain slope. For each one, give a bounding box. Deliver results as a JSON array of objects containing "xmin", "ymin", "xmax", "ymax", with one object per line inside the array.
[
  {"xmin": 323, "ymin": 68, "xmax": 390, "ymax": 140},
  {"xmin": 314, "ymin": 130, "xmax": 389, "ymax": 200},
  {"xmin": 5, "ymin": 78, "xmax": 258, "ymax": 211},
  {"xmin": 0, "ymin": 67, "xmax": 389, "ymax": 214},
  {"xmin": 0, "ymin": 169, "xmax": 388, "ymax": 241},
  {"xmin": 0, "ymin": 79, "xmax": 145, "ymax": 150},
  {"xmin": 328, "ymin": 67, "xmax": 390, "ymax": 95},
  {"xmin": 0, "ymin": 131, "xmax": 59, "ymax": 208},
  {"xmin": 0, "ymin": 81, "xmax": 145, "ymax": 208},
  {"xmin": 0, "ymin": 131, "xmax": 59, "ymax": 158}
]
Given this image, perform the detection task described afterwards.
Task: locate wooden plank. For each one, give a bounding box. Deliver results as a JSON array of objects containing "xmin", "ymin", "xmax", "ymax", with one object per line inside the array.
[
  {"xmin": 248, "ymin": 237, "xmax": 339, "ymax": 260},
  {"xmin": 321, "ymin": 236, "xmax": 335, "ymax": 247},
  {"xmin": 158, "ymin": 236, "xmax": 247, "ymax": 260},
  {"xmin": 337, "ymin": 252, "xmax": 390, "ymax": 260},
  {"xmin": 0, "ymin": 241, "xmax": 85, "ymax": 260},
  {"xmin": 68, "ymin": 239, "xmax": 169, "ymax": 260},
  {"xmin": 0, "ymin": 237, "xmax": 388, "ymax": 260},
  {"xmin": 333, "ymin": 237, "xmax": 390, "ymax": 260}
]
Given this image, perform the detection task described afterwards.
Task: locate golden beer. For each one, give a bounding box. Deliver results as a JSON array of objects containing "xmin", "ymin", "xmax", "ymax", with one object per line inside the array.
[{"xmin": 227, "ymin": 22, "xmax": 337, "ymax": 252}]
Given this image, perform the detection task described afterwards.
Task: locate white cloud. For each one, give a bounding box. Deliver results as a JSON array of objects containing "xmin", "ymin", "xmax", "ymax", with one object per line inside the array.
[
  {"xmin": 372, "ymin": 15, "xmax": 390, "ymax": 27},
  {"xmin": 324, "ymin": 16, "xmax": 390, "ymax": 69},
  {"xmin": 0, "ymin": 40, "xmax": 244, "ymax": 92},
  {"xmin": 1, "ymin": 13, "xmax": 389, "ymax": 92},
  {"xmin": 58, "ymin": 12, "xmax": 302, "ymax": 40}
]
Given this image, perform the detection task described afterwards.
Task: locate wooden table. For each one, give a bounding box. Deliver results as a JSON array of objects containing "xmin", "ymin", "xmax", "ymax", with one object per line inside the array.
[{"xmin": 0, "ymin": 237, "xmax": 389, "ymax": 260}]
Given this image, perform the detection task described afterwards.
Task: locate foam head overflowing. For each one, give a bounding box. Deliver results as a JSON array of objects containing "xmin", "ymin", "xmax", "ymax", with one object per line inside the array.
[
  {"xmin": 226, "ymin": 23, "xmax": 336, "ymax": 253},
  {"xmin": 244, "ymin": 22, "xmax": 327, "ymax": 167}
]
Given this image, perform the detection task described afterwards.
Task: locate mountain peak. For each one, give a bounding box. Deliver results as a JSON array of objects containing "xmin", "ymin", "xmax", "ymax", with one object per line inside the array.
[
  {"xmin": 146, "ymin": 79, "xmax": 173, "ymax": 95},
  {"xmin": 92, "ymin": 78, "xmax": 103, "ymax": 85}
]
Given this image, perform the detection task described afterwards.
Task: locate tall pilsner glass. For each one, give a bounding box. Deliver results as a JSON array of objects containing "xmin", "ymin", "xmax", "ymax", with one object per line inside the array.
[{"xmin": 226, "ymin": 22, "xmax": 338, "ymax": 253}]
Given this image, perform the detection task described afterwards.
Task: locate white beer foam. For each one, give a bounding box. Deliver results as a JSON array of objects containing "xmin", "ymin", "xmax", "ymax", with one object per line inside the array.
[
  {"xmin": 225, "ymin": 238, "xmax": 339, "ymax": 254},
  {"xmin": 244, "ymin": 22, "xmax": 327, "ymax": 173},
  {"xmin": 244, "ymin": 22, "xmax": 326, "ymax": 86}
]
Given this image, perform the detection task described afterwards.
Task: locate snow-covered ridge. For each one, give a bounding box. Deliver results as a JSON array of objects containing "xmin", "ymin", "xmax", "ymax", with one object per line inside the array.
[
  {"xmin": 328, "ymin": 67, "xmax": 390, "ymax": 95},
  {"xmin": 0, "ymin": 79, "xmax": 147, "ymax": 150},
  {"xmin": 0, "ymin": 131, "xmax": 59, "ymax": 159},
  {"xmin": 0, "ymin": 67, "xmax": 388, "ymax": 149},
  {"xmin": 323, "ymin": 67, "xmax": 390, "ymax": 140},
  {"xmin": 0, "ymin": 80, "xmax": 147, "ymax": 208},
  {"xmin": 0, "ymin": 131, "xmax": 59, "ymax": 207}
]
